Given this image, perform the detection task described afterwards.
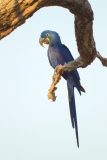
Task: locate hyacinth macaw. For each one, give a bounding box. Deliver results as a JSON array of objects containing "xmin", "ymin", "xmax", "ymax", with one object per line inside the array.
[{"xmin": 39, "ymin": 30, "xmax": 85, "ymax": 147}]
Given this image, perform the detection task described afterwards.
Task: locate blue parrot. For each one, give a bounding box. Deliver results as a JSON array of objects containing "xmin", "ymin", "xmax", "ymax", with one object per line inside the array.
[{"xmin": 39, "ymin": 30, "xmax": 85, "ymax": 147}]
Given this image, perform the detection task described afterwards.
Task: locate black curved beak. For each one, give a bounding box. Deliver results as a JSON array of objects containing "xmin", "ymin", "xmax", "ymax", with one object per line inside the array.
[
  {"xmin": 39, "ymin": 38, "xmax": 45, "ymax": 47},
  {"xmin": 39, "ymin": 37, "xmax": 50, "ymax": 47}
]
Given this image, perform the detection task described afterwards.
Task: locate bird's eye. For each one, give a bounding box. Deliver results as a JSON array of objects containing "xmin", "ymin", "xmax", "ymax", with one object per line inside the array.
[{"xmin": 46, "ymin": 33, "xmax": 50, "ymax": 37}]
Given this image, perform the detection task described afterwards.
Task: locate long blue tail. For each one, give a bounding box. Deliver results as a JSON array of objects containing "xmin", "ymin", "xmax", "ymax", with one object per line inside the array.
[{"xmin": 67, "ymin": 79, "xmax": 79, "ymax": 147}]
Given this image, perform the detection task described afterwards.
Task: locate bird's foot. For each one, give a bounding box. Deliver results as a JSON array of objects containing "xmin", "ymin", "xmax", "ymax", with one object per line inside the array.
[{"xmin": 54, "ymin": 64, "xmax": 64, "ymax": 76}]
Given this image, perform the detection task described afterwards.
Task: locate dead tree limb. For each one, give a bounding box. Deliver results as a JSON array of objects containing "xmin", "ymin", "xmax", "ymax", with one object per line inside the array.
[{"xmin": 0, "ymin": 0, "xmax": 106, "ymax": 101}]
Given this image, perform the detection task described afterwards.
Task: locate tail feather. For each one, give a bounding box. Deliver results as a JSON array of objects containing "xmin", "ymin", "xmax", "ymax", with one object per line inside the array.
[
  {"xmin": 79, "ymin": 84, "xmax": 85, "ymax": 93},
  {"xmin": 67, "ymin": 80, "xmax": 79, "ymax": 148},
  {"xmin": 67, "ymin": 84, "xmax": 74, "ymax": 128}
]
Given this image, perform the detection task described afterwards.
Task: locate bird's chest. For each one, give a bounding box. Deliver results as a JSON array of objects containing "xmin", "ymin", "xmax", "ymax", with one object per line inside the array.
[{"xmin": 48, "ymin": 45, "xmax": 63, "ymax": 68}]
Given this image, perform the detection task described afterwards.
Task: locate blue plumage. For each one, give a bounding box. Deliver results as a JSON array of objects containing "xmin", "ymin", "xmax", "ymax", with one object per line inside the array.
[{"xmin": 39, "ymin": 30, "xmax": 85, "ymax": 147}]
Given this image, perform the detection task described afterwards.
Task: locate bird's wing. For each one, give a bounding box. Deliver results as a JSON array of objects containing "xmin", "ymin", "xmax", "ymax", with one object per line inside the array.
[
  {"xmin": 51, "ymin": 44, "xmax": 83, "ymax": 93},
  {"xmin": 62, "ymin": 44, "xmax": 80, "ymax": 80},
  {"xmin": 52, "ymin": 44, "xmax": 85, "ymax": 93},
  {"xmin": 53, "ymin": 44, "xmax": 80, "ymax": 80}
]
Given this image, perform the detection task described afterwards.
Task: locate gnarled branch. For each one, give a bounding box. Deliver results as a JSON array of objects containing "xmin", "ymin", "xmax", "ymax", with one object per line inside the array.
[{"xmin": 0, "ymin": 0, "xmax": 107, "ymax": 101}]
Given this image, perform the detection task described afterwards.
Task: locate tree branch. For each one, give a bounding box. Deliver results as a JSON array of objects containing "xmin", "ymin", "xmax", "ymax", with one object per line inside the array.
[{"xmin": 0, "ymin": 1, "xmax": 107, "ymax": 100}]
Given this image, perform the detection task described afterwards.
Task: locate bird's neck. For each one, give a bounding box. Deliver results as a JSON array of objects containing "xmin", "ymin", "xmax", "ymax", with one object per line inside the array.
[{"xmin": 49, "ymin": 41, "xmax": 62, "ymax": 46}]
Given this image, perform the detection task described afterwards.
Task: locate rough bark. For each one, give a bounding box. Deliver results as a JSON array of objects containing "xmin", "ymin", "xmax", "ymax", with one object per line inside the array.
[{"xmin": 0, "ymin": 0, "xmax": 107, "ymax": 69}]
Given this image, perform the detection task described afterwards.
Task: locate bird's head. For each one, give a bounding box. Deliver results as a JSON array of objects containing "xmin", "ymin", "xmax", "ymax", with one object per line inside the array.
[{"xmin": 39, "ymin": 30, "xmax": 61, "ymax": 47}]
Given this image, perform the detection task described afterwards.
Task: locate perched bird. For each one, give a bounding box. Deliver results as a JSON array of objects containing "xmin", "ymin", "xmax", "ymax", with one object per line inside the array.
[{"xmin": 39, "ymin": 30, "xmax": 85, "ymax": 147}]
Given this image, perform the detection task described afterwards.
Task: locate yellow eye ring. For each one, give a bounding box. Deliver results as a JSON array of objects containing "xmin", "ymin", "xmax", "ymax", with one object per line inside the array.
[{"xmin": 46, "ymin": 33, "xmax": 50, "ymax": 37}]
